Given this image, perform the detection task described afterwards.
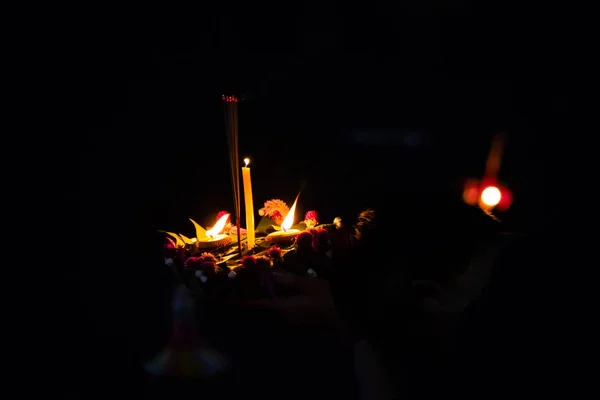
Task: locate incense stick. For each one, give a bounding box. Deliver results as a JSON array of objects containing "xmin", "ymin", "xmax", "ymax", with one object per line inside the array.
[
  {"xmin": 233, "ymin": 100, "xmax": 241, "ymax": 241},
  {"xmin": 223, "ymin": 95, "xmax": 243, "ymax": 258}
]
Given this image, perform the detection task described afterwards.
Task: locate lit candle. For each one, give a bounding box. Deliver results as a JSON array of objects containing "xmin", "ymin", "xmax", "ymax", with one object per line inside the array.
[
  {"xmin": 196, "ymin": 213, "xmax": 233, "ymax": 249},
  {"xmin": 241, "ymin": 158, "xmax": 255, "ymax": 250},
  {"xmin": 266, "ymin": 194, "xmax": 302, "ymax": 243}
]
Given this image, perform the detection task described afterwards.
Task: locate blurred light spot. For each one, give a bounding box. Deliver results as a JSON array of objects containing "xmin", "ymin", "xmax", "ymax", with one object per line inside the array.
[
  {"xmin": 481, "ymin": 186, "xmax": 501, "ymax": 206},
  {"xmin": 462, "ymin": 179, "xmax": 481, "ymax": 205},
  {"xmin": 463, "ymin": 186, "xmax": 479, "ymax": 205}
]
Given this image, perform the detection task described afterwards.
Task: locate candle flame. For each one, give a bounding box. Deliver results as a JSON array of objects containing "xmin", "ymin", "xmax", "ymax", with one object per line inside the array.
[
  {"xmin": 281, "ymin": 194, "xmax": 299, "ymax": 232},
  {"xmin": 244, "ymin": 158, "xmax": 250, "ymax": 167},
  {"xmin": 206, "ymin": 213, "xmax": 230, "ymax": 238}
]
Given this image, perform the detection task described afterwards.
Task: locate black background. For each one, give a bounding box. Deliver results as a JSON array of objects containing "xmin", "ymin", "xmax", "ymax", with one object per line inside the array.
[
  {"xmin": 76, "ymin": 2, "xmax": 561, "ymax": 237},
  {"xmin": 8, "ymin": 1, "xmax": 568, "ymax": 394}
]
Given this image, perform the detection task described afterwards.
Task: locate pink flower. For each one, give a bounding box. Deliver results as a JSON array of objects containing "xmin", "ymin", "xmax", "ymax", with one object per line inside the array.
[
  {"xmin": 163, "ymin": 239, "xmax": 178, "ymax": 259},
  {"xmin": 271, "ymin": 211, "xmax": 284, "ymax": 225},
  {"xmin": 164, "ymin": 237, "xmax": 176, "ymax": 250},
  {"xmin": 314, "ymin": 228, "xmax": 330, "ymax": 253},
  {"xmin": 217, "ymin": 211, "xmax": 250, "ymax": 235},
  {"xmin": 267, "ymin": 245, "xmax": 283, "ymax": 259},
  {"xmin": 184, "ymin": 253, "xmax": 218, "ymax": 275},
  {"xmin": 227, "ymin": 225, "xmax": 247, "ymax": 235},
  {"xmin": 304, "ymin": 210, "xmax": 319, "ymax": 224},
  {"xmin": 216, "ymin": 211, "xmax": 230, "ymax": 222},
  {"xmin": 184, "ymin": 256, "xmax": 203, "ymax": 270},
  {"xmin": 241, "ymin": 256, "xmax": 258, "ymax": 272},
  {"xmin": 258, "ymin": 199, "xmax": 290, "ymax": 222},
  {"xmin": 296, "ymin": 231, "xmax": 314, "ymax": 251},
  {"xmin": 199, "ymin": 252, "xmax": 218, "ymax": 264}
]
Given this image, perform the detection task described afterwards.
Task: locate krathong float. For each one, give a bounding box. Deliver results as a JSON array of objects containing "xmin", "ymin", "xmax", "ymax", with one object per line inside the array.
[
  {"xmin": 158, "ymin": 94, "xmax": 374, "ymax": 299},
  {"xmin": 160, "ymin": 203, "xmax": 376, "ymax": 301}
]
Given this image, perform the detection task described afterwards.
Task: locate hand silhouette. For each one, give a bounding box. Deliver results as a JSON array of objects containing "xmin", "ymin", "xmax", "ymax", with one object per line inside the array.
[{"xmin": 234, "ymin": 270, "xmax": 339, "ymax": 327}]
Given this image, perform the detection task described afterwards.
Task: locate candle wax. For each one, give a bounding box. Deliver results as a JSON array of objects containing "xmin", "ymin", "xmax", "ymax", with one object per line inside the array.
[
  {"xmin": 196, "ymin": 234, "xmax": 231, "ymax": 249},
  {"xmin": 199, "ymin": 234, "xmax": 228, "ymax": 241},
  {"xmin": 266, "ymin": 229, "xmax": 301, "ymax": 243},
  {"xmin": 242, "ymin": 166, "xmax": 255, "ymax": 249}
]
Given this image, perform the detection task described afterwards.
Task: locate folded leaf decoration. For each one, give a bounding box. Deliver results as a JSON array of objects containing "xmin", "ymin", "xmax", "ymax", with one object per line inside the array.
[
  {"xmin": 160, "ymin": 231, "xmax": 185, "ymax": 247},
  {"xmin": 256, "ymin": 217, "xmax": 276, "ymax": 235},
  {"xmin": 189, "ymin": 218, "xmax": 207, "ymax": 239},
  {"xmin": 178, "ymin": 233, "xmax": 195, "ymax": 244}
]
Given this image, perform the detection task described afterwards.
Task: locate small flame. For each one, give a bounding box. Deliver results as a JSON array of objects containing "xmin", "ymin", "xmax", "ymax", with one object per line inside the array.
[
  {"xmin": 281, "ymin": 194, "xmax": 300, "ymax": 232},
  {"xmin": 206, "ymin": 213, "xmax": 230, "ymax": 238},
  {"xmin": 244, "ymin": 158, "xmax": 250, "ymax": 167}
]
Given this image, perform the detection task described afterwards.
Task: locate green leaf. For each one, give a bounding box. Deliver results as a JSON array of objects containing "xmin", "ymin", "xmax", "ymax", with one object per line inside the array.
[
  {"xmin": 189, "ymin": 218, "xmax": 207, "ymax": 239},
  {"xmin": 256, "ymin": 216, "xmax": 277, "ymax": 234},
  {"xmin": 315, "ymin": 223, "xmax": 335, "ymax": 231},
  {"xmin": 178, "ymin": 233, "xmax": 195, "ymax": 244},
  {"xmin": 158, "ymin": 230, "xmax": 185, "ymax": 247}
]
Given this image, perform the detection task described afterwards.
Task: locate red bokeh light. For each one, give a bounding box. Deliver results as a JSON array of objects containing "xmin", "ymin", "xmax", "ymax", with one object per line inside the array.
[{"xmin": 462, "ymin": 180, "xmax": 513, "ymax": 211}]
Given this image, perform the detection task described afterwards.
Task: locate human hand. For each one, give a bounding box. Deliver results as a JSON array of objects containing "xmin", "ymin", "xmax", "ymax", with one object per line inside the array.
[
  {"xmin": 234, "ymin": 270, "xmax": 339, "ymax": 327},
  {"xmin": 242, "ymin": 274, "xmax": 392, "ymax": 398}
]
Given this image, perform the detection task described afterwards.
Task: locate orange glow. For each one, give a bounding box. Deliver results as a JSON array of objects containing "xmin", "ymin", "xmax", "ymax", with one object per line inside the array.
[
  {"xmin": 281, "ymin": 194, "xmax": 299, "ymax": 231},
  {"xmin": 206, "ymin": 213, "xmax": 230, "ymax": 238},
  {"xmin": 481, "ymin": 186, "xmax": 501, "ymax": 207},
  {"xmin": 485, "ymin": 134, "xmax": 505, "ymax": 179},
  {"xmin": 462, "ymin": 179, "xmax": 481, "ymax": 205}
]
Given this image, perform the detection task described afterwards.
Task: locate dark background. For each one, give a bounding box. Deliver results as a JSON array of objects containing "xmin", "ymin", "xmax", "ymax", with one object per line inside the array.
[
  {"xmin": 76, "ymin": 2, "xmax": 561, "ymax": 238},
  {"xmin": 41, "ymin": 1, "xmax": 567, "ymax": 395}
]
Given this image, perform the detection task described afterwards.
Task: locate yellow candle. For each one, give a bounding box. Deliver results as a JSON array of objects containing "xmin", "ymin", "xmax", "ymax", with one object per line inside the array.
[{"xmin": 242, "ymin": 158, "xmax": 255, "ymax": 249}]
